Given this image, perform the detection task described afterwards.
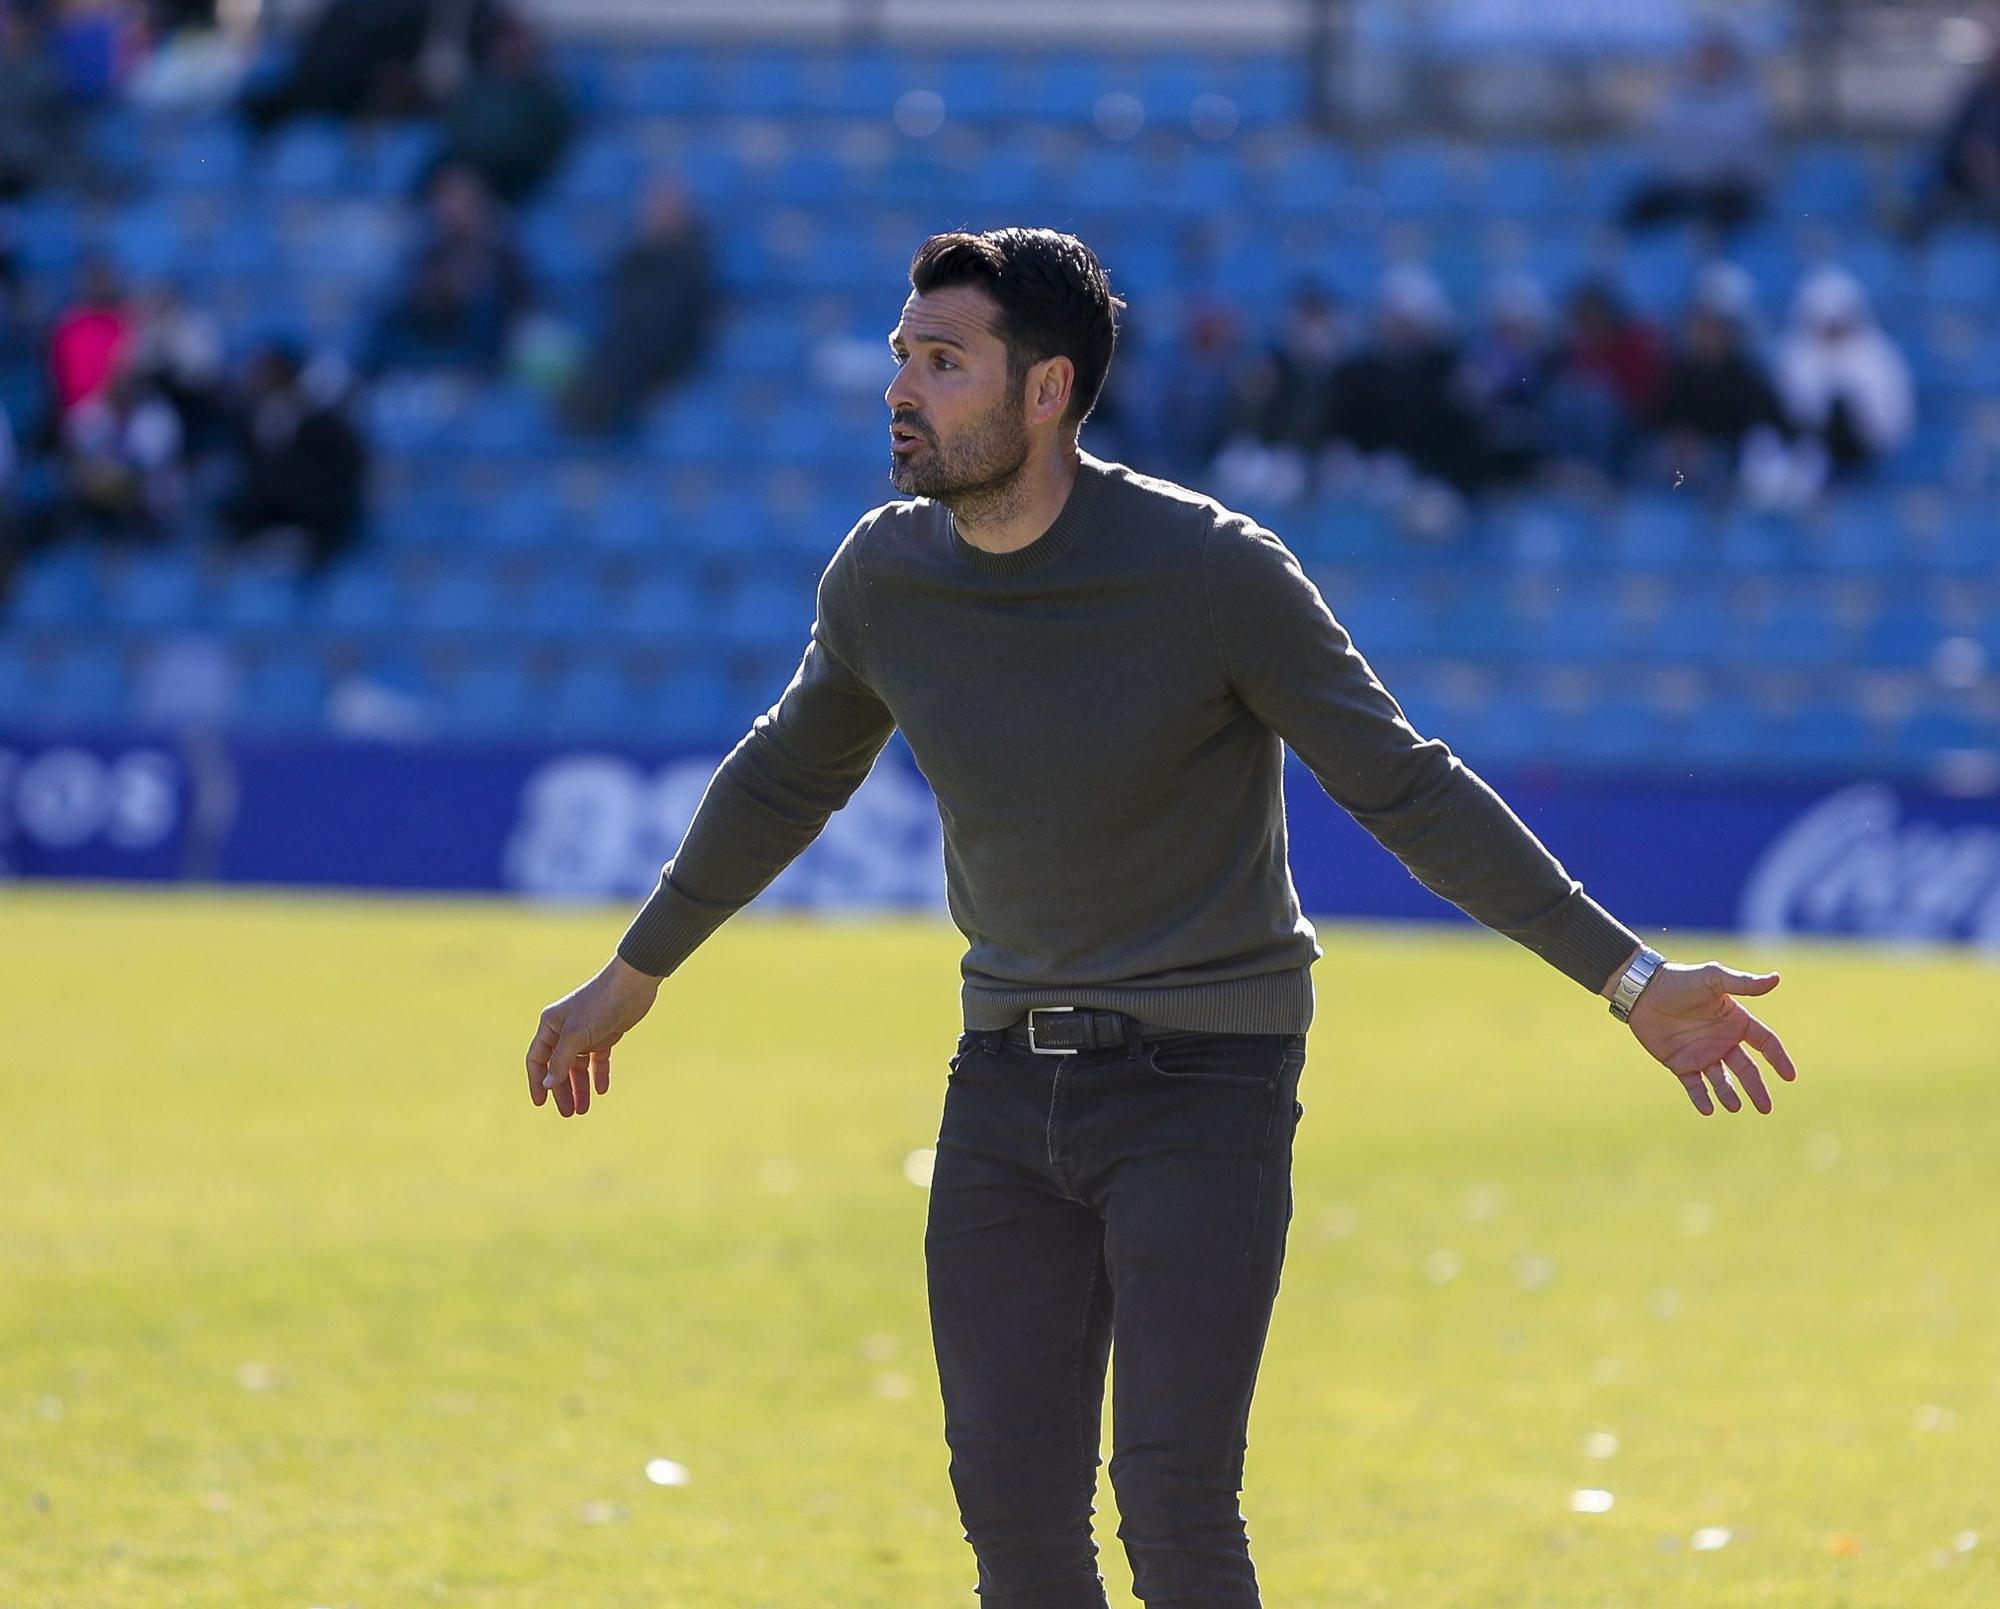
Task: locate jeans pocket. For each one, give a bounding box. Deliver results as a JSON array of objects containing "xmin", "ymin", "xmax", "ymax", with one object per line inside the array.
[
  {"xmin": 1142, "ymin": 1033, "xmax": 1296, "ymax": 1087},
  {"xmin": 946, "ymin": 1031, "xmax": 988, "ymax": 1081}
]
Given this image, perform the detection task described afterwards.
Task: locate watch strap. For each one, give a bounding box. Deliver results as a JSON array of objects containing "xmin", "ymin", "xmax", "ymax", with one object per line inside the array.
[{"xmin": 1608, "ymin": 946, "xmax": 1666, "ymax": 1022}]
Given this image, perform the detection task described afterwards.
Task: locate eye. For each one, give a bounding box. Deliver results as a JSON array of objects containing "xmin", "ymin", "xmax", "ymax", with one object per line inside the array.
[{"xmin": 932, "ymin": 354, "xmax": 955, "ymax": 370}]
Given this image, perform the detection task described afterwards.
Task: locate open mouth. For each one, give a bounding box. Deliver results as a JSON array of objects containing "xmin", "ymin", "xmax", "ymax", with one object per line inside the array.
[{"xmin": 890, "ymin": 422, "xmax": 927, "ymax": 452}]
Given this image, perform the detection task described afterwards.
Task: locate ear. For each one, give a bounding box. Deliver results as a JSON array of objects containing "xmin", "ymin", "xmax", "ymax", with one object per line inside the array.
[{"xmin": 1025, "ymin": 355, "xmax": 1075, "ymax": 427}]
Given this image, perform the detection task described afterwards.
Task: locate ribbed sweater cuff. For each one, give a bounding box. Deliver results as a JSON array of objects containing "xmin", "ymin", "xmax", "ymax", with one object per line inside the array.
[
  {"xmin": 1520, "ymin": 887, "xmax": 1643, "ymax": 994},
  {"xmin": 616, "ymin": 872, "xmax": 739, "ymax": 978}
]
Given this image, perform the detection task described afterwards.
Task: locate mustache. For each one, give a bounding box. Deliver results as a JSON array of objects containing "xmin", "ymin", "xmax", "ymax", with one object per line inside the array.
[{"xmin": 890, "ymin": 411, "xmax": 934, "ymax": 441}]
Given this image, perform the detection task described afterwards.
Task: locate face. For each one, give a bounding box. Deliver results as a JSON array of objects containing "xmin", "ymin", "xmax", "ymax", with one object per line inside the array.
[{"xmin": 884, "ymin": 284, "xmax": 1031, "ymax": 500}]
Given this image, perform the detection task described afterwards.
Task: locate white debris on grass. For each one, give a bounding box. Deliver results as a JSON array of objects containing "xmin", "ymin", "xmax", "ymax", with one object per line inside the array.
[
  {"xmin": 644, "ymin": 1459, "xmax": 691, "ymax": 1487},
  {"xmin": 1424, "ymin": 1249, "xmax": 1463, "ymax": 1285},
  {"xmin": 1692, "ymin": 1526, "xmax": 1732, "ymax": 1551},
  {"xmin": 1570, "ymin": 1488, "xmax": 1615, "ymax": 1514},
  {"xmin": 1584, "ymin": 1431, "xmax": 1620, "ymax": 1460},
  {"xmin": 903, "ymin": 1148, "xmax": 936, "ymax": 1188}
]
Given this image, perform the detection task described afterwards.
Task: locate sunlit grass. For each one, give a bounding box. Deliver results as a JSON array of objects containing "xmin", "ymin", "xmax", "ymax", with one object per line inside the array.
[{"xmin": 3, "ymin": 887, "xmax": 1995, "ymax": 1606}]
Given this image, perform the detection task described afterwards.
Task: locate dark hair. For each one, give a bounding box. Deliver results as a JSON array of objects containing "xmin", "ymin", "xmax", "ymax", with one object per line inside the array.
[{"xmin": 908, "ymin": 227, "xmax": 1124, "ymax": 428}]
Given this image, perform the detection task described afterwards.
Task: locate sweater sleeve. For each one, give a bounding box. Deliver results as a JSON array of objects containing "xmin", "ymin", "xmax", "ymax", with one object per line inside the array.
[
  {"xmin": 1203, "ymin": 515, "xmax": 1640, "ymax": 993},
  {"xmin": 617, "ymin": 521, "xmax": 897, "ymax": 977}
]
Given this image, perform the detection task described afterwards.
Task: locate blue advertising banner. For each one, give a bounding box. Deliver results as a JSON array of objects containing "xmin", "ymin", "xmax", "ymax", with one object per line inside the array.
[{"xmin": 4, "ymin": 729, "xmax": 1999, "ymax": 949}]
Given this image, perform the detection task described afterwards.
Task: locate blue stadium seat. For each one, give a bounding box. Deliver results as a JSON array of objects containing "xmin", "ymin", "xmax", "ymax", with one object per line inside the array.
[
  {"xmin": 354, "ymin": 123, "xmax": 436, "ymax": 196},
  {"xmin": 1756, "ymin": 594, "xmax": 1842, "ymax": 668},
  {"xmin": 719, "ymin": 577, "xmax": 813, "ymax": 653},
  {"xmin": 1772, "ymin": 700, "xmax": 1872, "ymax": 771},
  {"xmin": 601, "ymin": 51, "xmax": 700, "ymax": 115},
  {"xmin": 264, "ymin": 120, "xmax": 350, "ymax": 195},
  {"xmin": 443, "ymin": 652, "xmax": 533, "ymax": 736},
  {"xmin": 1816, "ymin": 496, "xmax": 1902, "ymax": 575},
  {"xmin": 152, "ymin": 119, "xmax": 250, "ymax": 192},
  {"xmin": 698, "ymin": 51, "xmax": 810, "ymax": 117},
  {"xmin": 1376, "ymin": 142, "xmax": 1461, "ymax": 216},
  {"xmin": 1029, "ymin": 57, "xmax": 1113, "ymax": 123},
  {"xmin": 549, "ymin": 659, "xmax": 643, "ymax": 739},
  {"xmin": 1265, "ymin": 144, "xmax": 1349, "ymax": 214},
  {"xmin": 610, "ymin": 568, "xmax": 708, "ymax": 650},
  {"xmin": 1860, "ymin": 602, "xmax": 1941, "ymax": 668},
  {"xmin": 516, "ymin": 569, "xmax": 599, "ymax": 645},
  {"xmin": 1457, "ymin": 692, "xmax": 1554, "ymax": 768},
  {"xmin": 1717, "ymin": 509, "xmax": 1803, "ymax": 574},
  {"xmin": 1534, "ymin": 583, "xmax": 1636, "ymax": 664},
  {"xmin": 938, "ymin": 55, "xmax": 1007, "ymax": 122},
  {"xmin": 308, "ymin": 558, "xmax": 400, "ymax": 635},
  {"xmin": 1612, "ymin": 493, "xmax": 1703, "ymax": 569},
  {"xmin": 1324, "ymin": 577, "xmax": 1423, "ymax": 657},
  {"xmin": 5, "ymin": 547, "xmax": 102, "ymax": 628},
  {"xmin": 210, "ymin": 565, "xmax": 303, "ymax": 633},
  {"xmin": 42, "ymin": 641, "xmax": 128, "ymax": 730},
  {"xmin": 1476, "ymin": 143, "xmax": 1562, "ymax": 219},
  {"xmin": 239, "ymin": 650, "xmax": 329, "ymax": 729},
  {"xmin": 408, "ymin": 562, "xmax": 507, "ymax": 638},
  {"xmin": 650, "ymin": 663, "xmax": 734, "ymax": 745},
  {"xmin": 1919, "ymin": 229, "xmax": 2000, "ymax": 310},
  {"xmin": 1570, "ymin": 696, "xmax": 1671, "ymax": 767},
  {"xmin": 799, "ymin": 46, "xmax": 904, "ymax": 118},
  {"xmin": 1782, "ymin": 145, "xmax": 1871, "ymax": 221},
  {"xmin": 1669, "ymin": 700, "xmax": 1766, "ymax": 771},
  {"xmin": 0, "ymin": 640, "xmax": 32, "ymax": 725},
  {"xmin": 103, "ymin": 552, "xmax": 202, "ymax": 629}
]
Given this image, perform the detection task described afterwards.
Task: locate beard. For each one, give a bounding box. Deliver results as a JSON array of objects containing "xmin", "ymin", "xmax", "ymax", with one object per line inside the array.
[{"xmin": 888, "ymin": 388, "xmax": 1031, "ymax": 508}]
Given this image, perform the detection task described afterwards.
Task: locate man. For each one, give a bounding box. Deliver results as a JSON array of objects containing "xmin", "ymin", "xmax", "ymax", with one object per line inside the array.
[{"xmin": 524, "ymin": 228, "xmax": 1798, "ymax": 1608}]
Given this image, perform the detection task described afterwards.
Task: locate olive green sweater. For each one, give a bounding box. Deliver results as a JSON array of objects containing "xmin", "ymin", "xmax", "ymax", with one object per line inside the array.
[{"xmin": 619, "ymin": 453, "xmax": 1639, "ymax": 1031}]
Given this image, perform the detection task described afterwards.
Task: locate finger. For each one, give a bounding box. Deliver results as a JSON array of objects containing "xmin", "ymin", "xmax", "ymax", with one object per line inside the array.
[
  {"xmin": 1709, "ymin": 964, "xmax": 1780, "ymax": 997},
  {"xmin": 590, "ymin": 1046, "xmax": 612, "ymax": 1096},
  {"xmin": 1742, "ymin": 1015, "xmax": 1798, "ymax": 1082},
  {"xmin": 1680, "ymin": 1072, "xmax": 1714, "ymax": 1116},
  {"xmin": 1723, "ymin": 1044, "xmax": 1772, "ymax": 1114},
  {"xmin": 547, "ymin": 1037, "xmax": 577, "ymax": 1116},
  {"xmin": 1705, "ymin": 1062, "xmax": 1742, "ymax": 1113},
  {"xmin": 527, "ymin": 1016, "xmax": 560, "ymax": 1106},
  {"xmin": 571, "ymin": 1051, "xmax": 591, "ymax": 1116}
]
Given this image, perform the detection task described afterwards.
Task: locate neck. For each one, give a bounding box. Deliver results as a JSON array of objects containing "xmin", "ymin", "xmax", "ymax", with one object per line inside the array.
[{"xmin": 947, "ymin": 440, "xmax": 1082, "ymax": 555}]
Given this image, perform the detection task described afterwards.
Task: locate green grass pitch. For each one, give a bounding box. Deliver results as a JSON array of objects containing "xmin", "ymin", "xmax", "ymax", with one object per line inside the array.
[{"xmin": 3, "ymin": 886, "xmax": 1995, "ymax": 1606}]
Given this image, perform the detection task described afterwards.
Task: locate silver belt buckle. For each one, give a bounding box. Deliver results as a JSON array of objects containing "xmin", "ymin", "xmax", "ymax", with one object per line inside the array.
[{"xmin": 1026, "ymin": 1006, "xmax": 1079, "ymax": 1056}]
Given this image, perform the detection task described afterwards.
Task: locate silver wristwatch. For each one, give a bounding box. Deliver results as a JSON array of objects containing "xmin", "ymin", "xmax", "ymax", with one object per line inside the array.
[{"xmin": 1608, "ymin": 946, "xmax": 1666, "ymax": 1022}]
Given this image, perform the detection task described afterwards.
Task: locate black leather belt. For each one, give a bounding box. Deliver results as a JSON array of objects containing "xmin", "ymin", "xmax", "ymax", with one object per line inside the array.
[{"xmin": 1000, "ymin": 1007, "xmax": 1192, "ymax": 1056}]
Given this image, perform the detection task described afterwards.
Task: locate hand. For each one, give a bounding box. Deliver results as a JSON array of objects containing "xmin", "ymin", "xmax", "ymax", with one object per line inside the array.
[
  {"xmin": 526, "ymin": 956, "xmax": 662, "ymax": 1118},
  {"xmin": 1624, "ymin": 960, "xmax": 1798, "ymax": 1116}
]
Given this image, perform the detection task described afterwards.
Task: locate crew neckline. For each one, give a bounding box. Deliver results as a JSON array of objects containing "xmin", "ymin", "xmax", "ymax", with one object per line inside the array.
[{"xmin": 947, "ymin": 456, "xmax": 1104, "ymax": 575}]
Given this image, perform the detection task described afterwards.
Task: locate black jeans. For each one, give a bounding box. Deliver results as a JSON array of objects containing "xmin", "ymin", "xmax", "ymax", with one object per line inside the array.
[{"xmin": 925, "ymin": 1027, "xmax": 1309, "ymax": 1607}]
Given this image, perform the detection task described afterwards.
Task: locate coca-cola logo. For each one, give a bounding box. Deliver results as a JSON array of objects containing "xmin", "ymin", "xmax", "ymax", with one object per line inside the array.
[{"xmin": 1739, "ymin": 783, "xmax": 2000, "ymax": 944}]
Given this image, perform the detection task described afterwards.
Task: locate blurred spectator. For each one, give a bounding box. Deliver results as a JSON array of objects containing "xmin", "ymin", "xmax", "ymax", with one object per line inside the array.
[
  {"xmin": 1906, "ymin": 44, "xmax": 2000, "ymax": 236},
  {"xmin": 1543, "ymin": 279, "xmax": 1665, "ymax": 479},
  {"xmin": 1775, "ymin": 266, "xmax": 1914, "ymax": 482},
  {"xmin": 1213, "ymin": 282, "xmax": 1353, "ymax": 505},
  {"xmin": 1332, "ymin": 265, "xmax": 1476, "ymax": 493},
  {"xmin": 126, "ymin": 283, "xmax": 227, "ymax": 455},
  {"xmin": 1651, "ymin": 284, "xmax": 1787, "ymax": 492},
  {"xmin": 429, "ymin": 16, "xmax": 570, "ymax": 204},
  {"xmin": 1455, "ymin": 275, "xmax": 1555, "ymax": 487},
  {"xmin": 364, "ymin": 164, "xmax": 526, "ymax": 377},
  {"xmin": 560, "ymin": 180, "xmax": 714, "ymax": 436},
  {"xmin": 239, "ymin": 0, "xmax": 507, "ymax": 131},
  {"xmin": 222, "ymin": 342, "xmax": 368, "ymax": 573},
  {"xmin": 0, "ymin": 7, "xmax": 75, "ymax": 199},
  {"xmin": 60, "ymin": 366, "xmax": 187, "ymax": 541},
  {"xmin": 45, "ymin": 0, "xmax": 139, "ymax": 105},
  {"xmin": 1620, "ymin": 27, "xmax": 1770, "ymax": 237},
  {"xmin": 1153, "ymin": 297, "xmax": 1243, "ymax": 479},
  {"xmin": 49, "ymin": 259, "xmax": 133, "ymax": 417}
]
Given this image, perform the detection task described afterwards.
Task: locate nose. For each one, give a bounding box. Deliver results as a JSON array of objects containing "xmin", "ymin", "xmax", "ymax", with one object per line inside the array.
[{"xmin": 885, "ymin": 358, "xmax": 920, "ymax": 416}]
